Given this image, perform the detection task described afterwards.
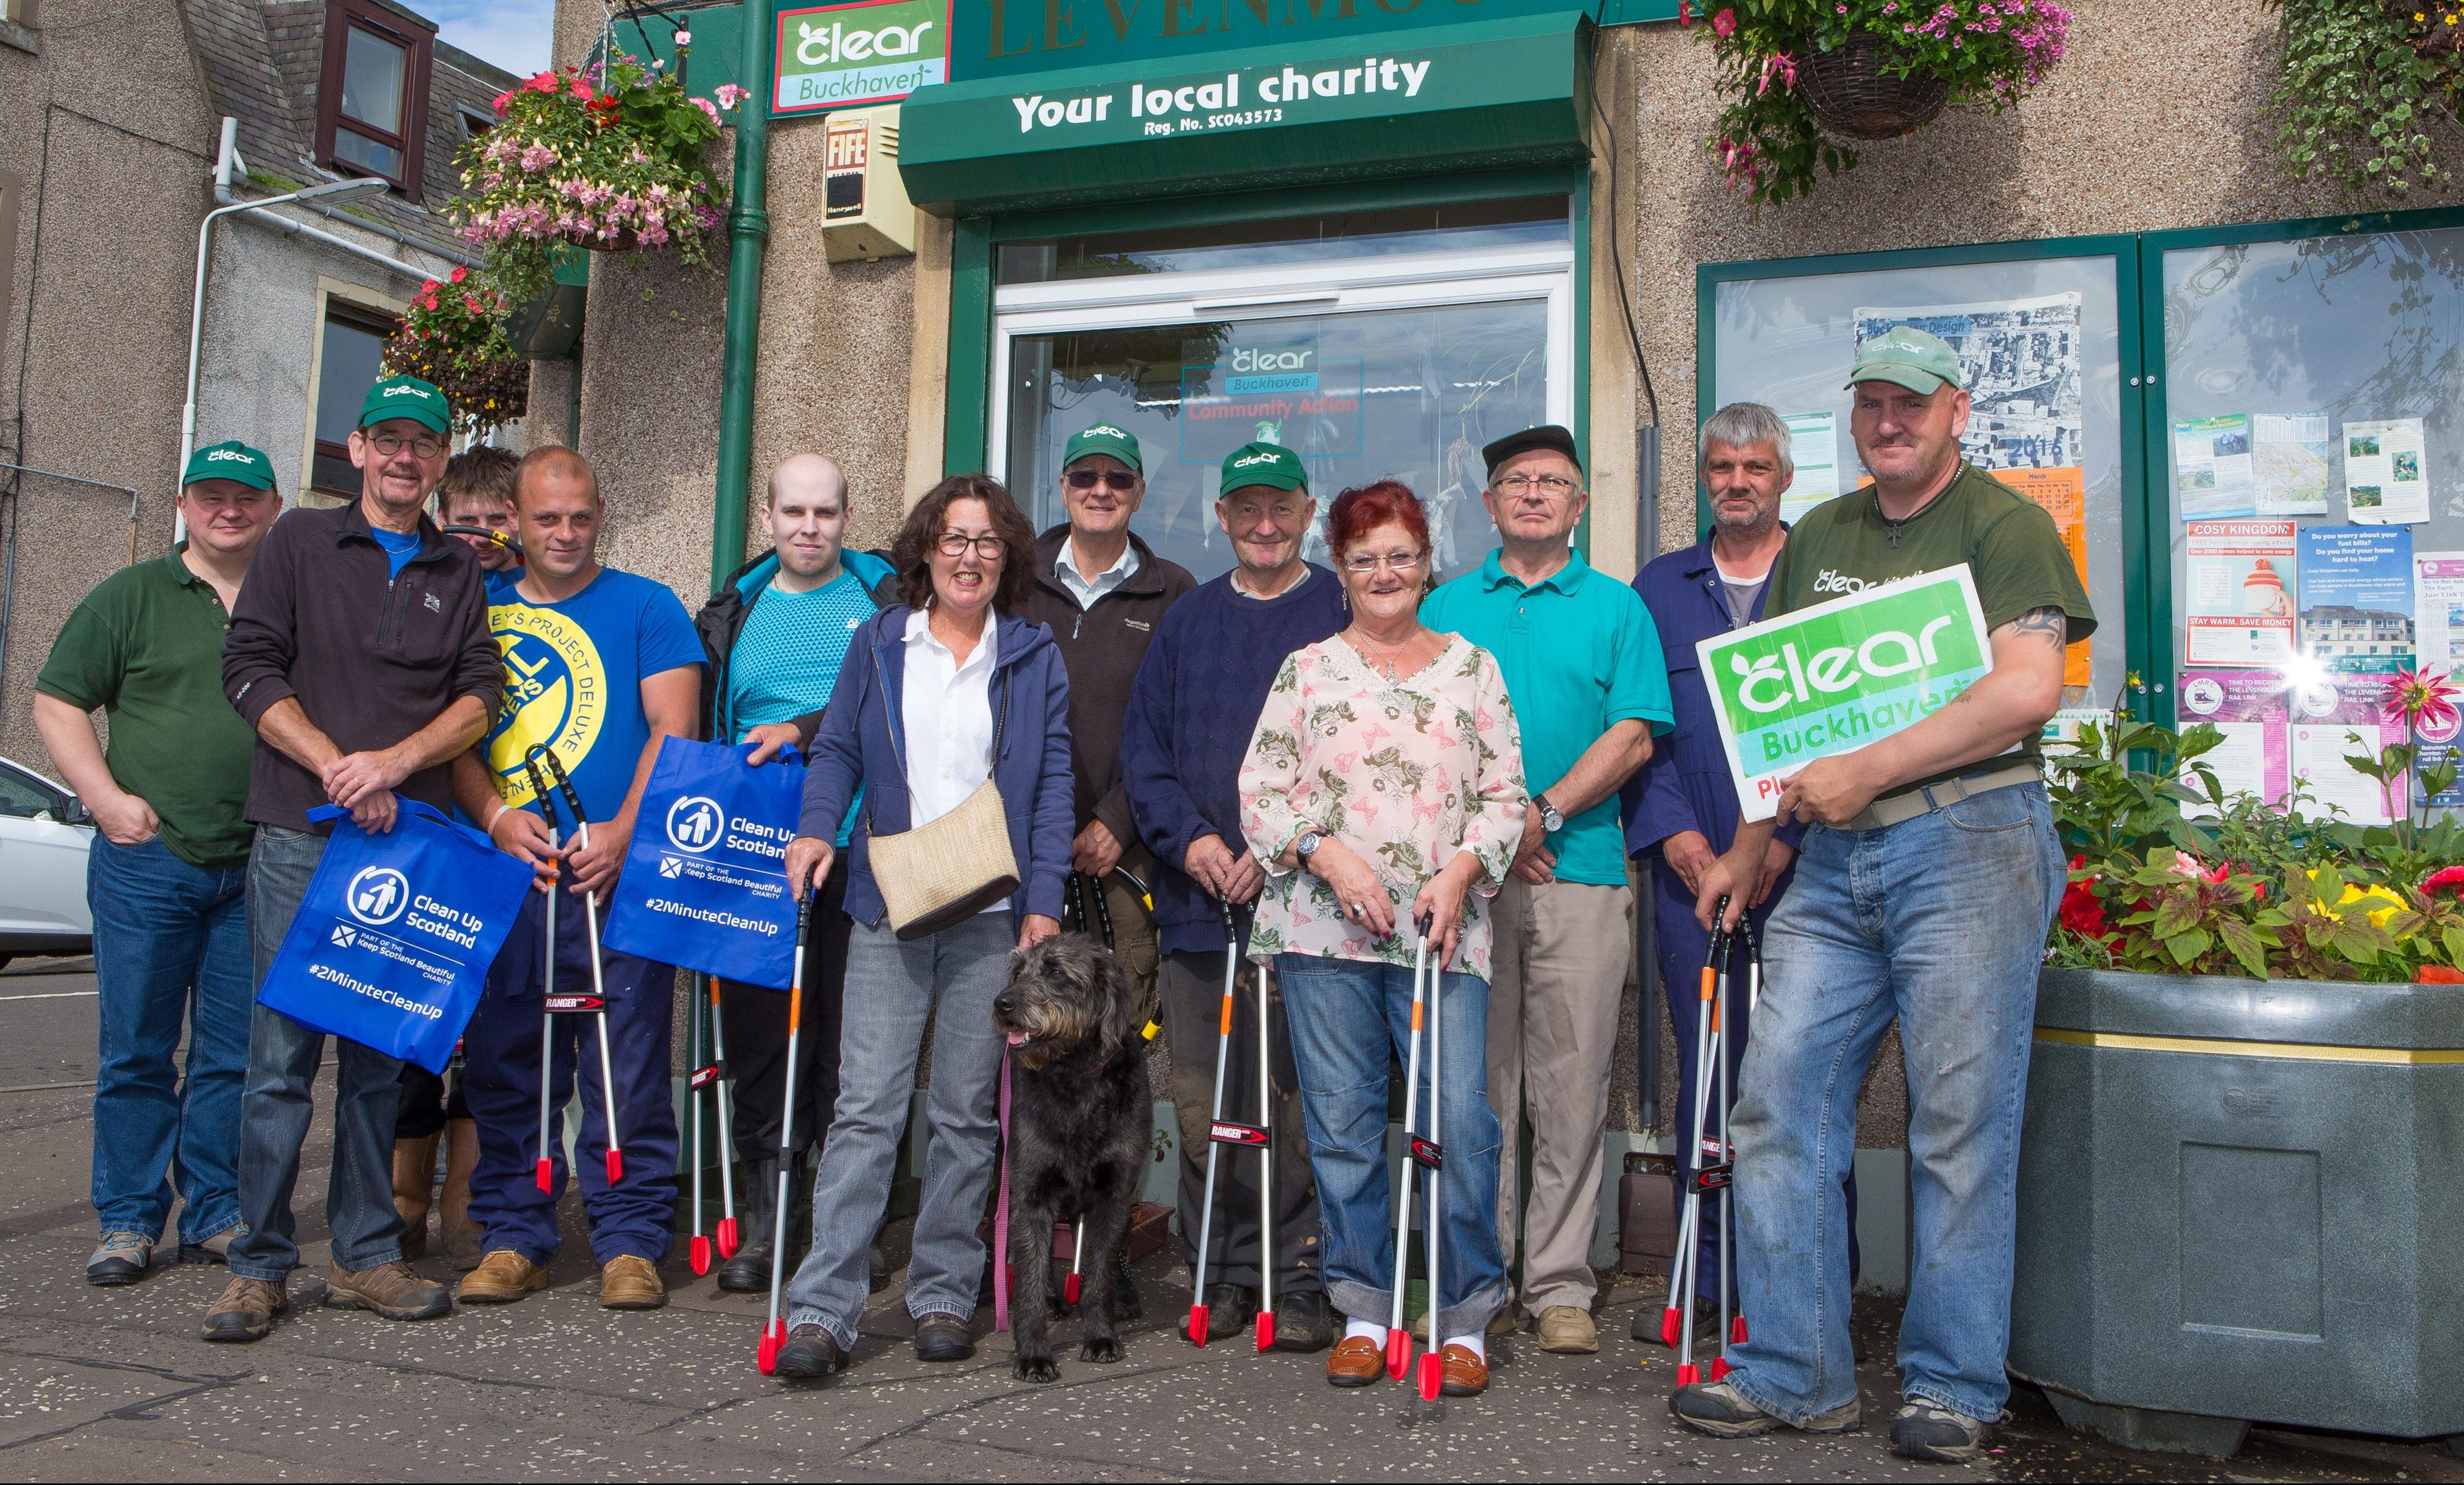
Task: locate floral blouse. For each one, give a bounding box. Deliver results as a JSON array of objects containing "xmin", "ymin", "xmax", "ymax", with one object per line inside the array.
[{"xmin": 1238, "ymin": 634, "xmax": 1527, "ymax": 978}]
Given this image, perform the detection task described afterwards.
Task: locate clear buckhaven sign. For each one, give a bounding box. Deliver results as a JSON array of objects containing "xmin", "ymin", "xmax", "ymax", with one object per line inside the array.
[{"xmin": 1696, "ymin": 564, "xmax": 1995, "ymax": 823}]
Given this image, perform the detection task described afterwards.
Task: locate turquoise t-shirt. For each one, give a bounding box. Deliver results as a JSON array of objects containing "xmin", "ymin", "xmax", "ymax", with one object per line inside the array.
[
  {"xmin": 1421, "ymin": 548, "xmax": 1674, "ymax": 888},
  {"xmin": 726, "ymin": 568, "xmax": 878, "ymax": 849},
  {"xmin": 482, "ymin": 567, "xmax": 704, "ymax": 825}
]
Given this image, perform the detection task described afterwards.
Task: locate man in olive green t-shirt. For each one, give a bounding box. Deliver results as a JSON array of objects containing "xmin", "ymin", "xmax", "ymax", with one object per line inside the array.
[
  {"xmin": 1672, "ymin": 328, "xmax": 2094, "ymax": 1464},
  {"xmin": 32, "ymin": 441, "xmax": 280, "ymax": 1288}
]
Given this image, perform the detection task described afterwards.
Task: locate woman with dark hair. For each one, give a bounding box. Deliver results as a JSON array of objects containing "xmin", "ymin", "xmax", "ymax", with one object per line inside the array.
[
  {"xmin": 1237, "ymin": 479, "xmax": 1527, "ymax": 1396},
  {"xmin": 771, "ymin": 474, "xmax": 1074, "ymax": 1381}
]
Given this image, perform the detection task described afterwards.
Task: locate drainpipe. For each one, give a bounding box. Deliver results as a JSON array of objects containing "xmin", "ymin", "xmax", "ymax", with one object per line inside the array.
[{"xmin": 710, "ymin": 0, "xmax": 776, "ymax": 592}]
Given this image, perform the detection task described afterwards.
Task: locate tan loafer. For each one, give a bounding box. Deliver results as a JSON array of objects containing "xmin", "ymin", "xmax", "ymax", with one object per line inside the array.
[
  {"xmin": 1439, "ymin": 1342, "xmax": 1489, "ymax": 1397},
  {"xmin": 599, "ymin": 1253, "xmax": 666, "ymax": 1310},
  {"xmin": 1326, "ymin": 1334, "xmax": 1385, "ymax": 1387},
  {"xmin": 457, "ymin": 1249, "xmax": 549, "ymax": 1304},
  {"xmin": 1533, "ymin": 1304, "xmax": 1599, "ymax": 1354}
]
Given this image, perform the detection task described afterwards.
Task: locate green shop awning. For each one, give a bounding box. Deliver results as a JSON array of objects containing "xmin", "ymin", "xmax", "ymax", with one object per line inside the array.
[{"xmin": 896, "ymin": 11, "xmax": 1592, "ymax": 216}]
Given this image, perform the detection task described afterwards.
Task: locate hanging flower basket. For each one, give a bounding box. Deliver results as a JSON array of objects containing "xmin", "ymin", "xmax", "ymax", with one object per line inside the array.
[
  {"xmin": 451, "ymin": 52, "xmax": 745, "ymax": 304},
  {"xmin": 1687, "ymin": 1, "xmax": 2071, "ymax": 205},
  {"xmin": 383, "ymin": 266, "xmax": 530, "ymax": 431},
  {"xmin": 1796, "ymin": 32, "xmax": 1951, "ymax": 140}
]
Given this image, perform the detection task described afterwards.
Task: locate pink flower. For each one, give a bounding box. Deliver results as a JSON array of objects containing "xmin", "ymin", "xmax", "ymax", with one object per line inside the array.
[
  {"xmin": 1711, "ymin": 6, "xmax": 1735, "ymax": 34},
  {"xmin": 691, "ymin": 96, "xmax": 722, "ymax": 126},
  {"xmin": 520, "ymin": 144, "xmax": 556, "ymax": 172},
  {"xmin": 2386, "ymin": 666, "xmax": 2461, "ymax": 736},
  {"xmin": 2425, "ymin": 866, "xmax": 2464, "ymax": 901},
  {"xmin": 449, "ymin": 265, "xmax": 467, "ymax": 284},
  {"xmin": 714, "ymin": 83, "xmax": 751, "ymax": 109}
]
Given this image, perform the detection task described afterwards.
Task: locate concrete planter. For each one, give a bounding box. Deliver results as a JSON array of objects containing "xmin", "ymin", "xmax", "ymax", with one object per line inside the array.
[{"xmin": 2012, "ymin": 967, "xmax": 2464, "ymax": 1456}]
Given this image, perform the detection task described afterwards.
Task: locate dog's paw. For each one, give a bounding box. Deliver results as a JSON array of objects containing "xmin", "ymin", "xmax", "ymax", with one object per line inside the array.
[
  {"xmin": 1078, "ymin": 1334, "xmax": 1123, "ymax": 1365},
  {"xmin": 1013, "ymin": 1353, "xmax": 1061, "ymax": 1384}
]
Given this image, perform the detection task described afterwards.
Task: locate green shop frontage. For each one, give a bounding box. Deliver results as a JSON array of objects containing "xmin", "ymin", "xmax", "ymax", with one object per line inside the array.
[{"xmin": 540, "ymin": 0, "xmax": 2464, "ymax": 1451}]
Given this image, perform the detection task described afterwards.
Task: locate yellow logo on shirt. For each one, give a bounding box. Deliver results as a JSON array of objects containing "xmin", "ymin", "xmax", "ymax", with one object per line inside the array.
[{"xmin": 485, "ymin": 601, "xmax": 605, "ymax": 807}]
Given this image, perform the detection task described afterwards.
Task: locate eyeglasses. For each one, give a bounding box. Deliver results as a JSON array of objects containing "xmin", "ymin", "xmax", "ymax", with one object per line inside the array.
[
  {"xmin": 1342, "ymin": 549, "xmax": 1426, "ymax": 574},
  {"xmin": 936, "ymin": 532, "xmax": 1007, "ymax": 560},
  {"xmin": 365, "ymin": 431, "xmax": 449, "ymax": 459},
  {"xmin": 1491, "ymin": 474, "xmax": 1579, "ymax": 498},
  {"xmin": 1066, "ymin": 468, "xmax": 1138, "ymax": 492}
]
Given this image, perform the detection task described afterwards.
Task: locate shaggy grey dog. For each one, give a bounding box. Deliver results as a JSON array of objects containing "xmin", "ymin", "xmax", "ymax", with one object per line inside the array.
[{"xmin": 995, "ymin": 932, "xmax": 1151, "ymax": 1383}]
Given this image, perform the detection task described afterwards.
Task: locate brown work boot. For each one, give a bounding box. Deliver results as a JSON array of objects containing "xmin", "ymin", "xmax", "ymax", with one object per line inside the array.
[
  {"xmin": 325, "ymin": 1258, "xmax": 452, "ymax": 1320},
  {"xmin": 202, "ymin": 1275, "xmax": 289, "ymax": 1342},
  {"xmin": 392, "ymin": 1134, "xmax": 439, "ymax": 1260},
  {"xmin": 457, "ymin": 1249, "xmax": 550, "ymax": 1304},
  {"xmin": 438, "ymin": 1119, "xmax": 482, "ymax": 1270},
  {"xmin": 599, "ymin": 1253, "xmax": 665, "ymax": 1310}
]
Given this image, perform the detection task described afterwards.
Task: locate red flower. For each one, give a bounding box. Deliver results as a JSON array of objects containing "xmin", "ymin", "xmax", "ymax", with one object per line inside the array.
[
  {"xmin": 2426, "ymin": 866, "xmax": 2464, "ymax": 901},
  {"xmin": 1678, "ymin": 0, "xmax": 1692, "ymax": 24},
  {"xmin": 570, "ymin": 78, "xmax": 595, "ymax": 102},
  {"xmin": 1712, "ymin": 6, "xmax": 1737, "ymax": 35},
  {"xmin": 449, "ymin": 265, "xmax": 467, "ymax": 284},
  {"xmin": 2060, "ymin": 857, "xmax": 2111, "ymax": 940},
  {"xmin": 2385, "ymin": 666, "xmax": 2461, "ymax": 736}
]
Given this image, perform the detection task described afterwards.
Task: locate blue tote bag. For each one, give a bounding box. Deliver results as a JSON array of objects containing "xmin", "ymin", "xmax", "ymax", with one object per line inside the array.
[
  {"xmin": 603, "ymin": 736, "xmax": 807, "ymax": 990},
  {"xmin": 256, "ymin": 800, "xmax": 535, "ymax": 1074}
]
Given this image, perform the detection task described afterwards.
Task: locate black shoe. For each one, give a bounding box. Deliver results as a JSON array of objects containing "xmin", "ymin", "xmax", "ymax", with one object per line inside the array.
[
  {"xmin": 869, "ymin": 1242, "xmax": 890, "ymax": 1295},
  {"xmin": 1891, "ymin": 1402, "xmax": 1994, "ymax": 1462},
  {"xmin": 1179, "ymin": 1282, "xmax": 1254, "ymax": 1343},
  {"xmin": 1108, "ymin": 1251, "xmax": 1142, "ymax": 1321},
  {"xmin": 1270, "ymin": 1286, "xmax": 1335, "ymax": 1352},
  {"xmin": 775, "ymin": 1323, "xmax": 844, "ymax": 1380},
  {"xmin": 719, "ymin": 1158, "xmax": 780, "ymax": 1293},
  {"xmin": 913, "ymin": 1312, "xmax": 975, "ymax": 1362}
]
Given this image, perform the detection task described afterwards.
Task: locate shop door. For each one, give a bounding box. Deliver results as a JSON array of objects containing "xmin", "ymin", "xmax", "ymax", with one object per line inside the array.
[{"xmin": 990, "ymin": 202, "xmax": 1575, "ymax": 582}]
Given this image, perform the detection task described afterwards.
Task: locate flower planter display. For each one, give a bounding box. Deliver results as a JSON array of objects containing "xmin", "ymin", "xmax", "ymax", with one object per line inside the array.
[
  {"xmin": 1795, "ymin": 34, "xmax": 1950, "ymax": 140},
  {"xmin": 2012, "ymin": 967, "xmax": 2464, "ymax": 1453}
]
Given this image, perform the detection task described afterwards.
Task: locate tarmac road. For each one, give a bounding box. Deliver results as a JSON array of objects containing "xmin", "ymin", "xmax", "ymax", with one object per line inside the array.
[{"xmin": 1, "ymin": 957, "xmax": 2457, "ymax": 1482}]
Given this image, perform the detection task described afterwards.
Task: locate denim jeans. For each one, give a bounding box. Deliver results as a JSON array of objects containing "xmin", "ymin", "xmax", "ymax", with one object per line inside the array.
[
  {"xmin": 227, "ymin": 826, "xmax": 408, "ymax": 1282},
  {"xmin": 1724, "ymin": 781, "xmax": 2063, "ymax": 1425},
  {"xmin": 1274, "ymin": 953, "xmax": 1508, "ymax": 1340},
  {"xmin": 786, "ymin": 912, "xmax": 1011, "ymax": 1348},
  {"xmin": 87, "ymin": 835, "xmax": 252, "ymax": 1244}
]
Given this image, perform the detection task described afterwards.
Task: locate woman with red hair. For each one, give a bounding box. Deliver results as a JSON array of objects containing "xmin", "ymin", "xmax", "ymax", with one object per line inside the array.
[{"xmin": 1237, "ymin": 480, "xmax": 1527, "ymax": 1397}]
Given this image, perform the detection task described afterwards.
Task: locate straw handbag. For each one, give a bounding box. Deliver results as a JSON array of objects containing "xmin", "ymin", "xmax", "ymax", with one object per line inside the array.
[{"xmin": 870, "ymin": 673, "xmax": 1021, "ymax": 939}]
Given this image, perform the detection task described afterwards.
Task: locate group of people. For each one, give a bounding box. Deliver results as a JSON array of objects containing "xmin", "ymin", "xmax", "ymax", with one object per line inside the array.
[{"xmin": 50, "ymin": 319, "xmax": 2089, "ymax": 1465}]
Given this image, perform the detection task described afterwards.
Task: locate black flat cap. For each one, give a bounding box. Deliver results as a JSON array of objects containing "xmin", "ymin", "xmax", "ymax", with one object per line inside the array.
[{"xmin": 1480, "ymin": 424, "xmax": 1582, "ymax": 477}]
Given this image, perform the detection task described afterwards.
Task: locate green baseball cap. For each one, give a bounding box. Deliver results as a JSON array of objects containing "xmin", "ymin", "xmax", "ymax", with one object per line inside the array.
[
  {"xmin": 1846, "ymin": 324, "xmax": 1965, "ymax": 395},
  {"xmin": 1219, "ymin": 441, "xmax": 1307, "ymax": 495},
  {"xmin": 181, "ymin": 439, "xmax": 276, "ymax": 492},
  {"xmin": 1063, "ymin": 423, "xmax": 1143, "ymax": 474},
  {"xmin": 359, "ymin": 374, "xmax": 452, "ymax": 436}
]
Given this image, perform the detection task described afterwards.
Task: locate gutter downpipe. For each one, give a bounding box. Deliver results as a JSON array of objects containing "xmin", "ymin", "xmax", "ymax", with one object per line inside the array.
[{"xmin": 710, "ymin": 0, "xmax": 776, "ymax": 592}]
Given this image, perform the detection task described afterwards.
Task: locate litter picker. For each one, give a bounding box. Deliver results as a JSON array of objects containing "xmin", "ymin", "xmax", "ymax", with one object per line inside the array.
[
  {"xmin": 1386, "ymin": 912, "xmax": 1438, "ymax": 1383},
  {"xmin": 1188, "ymin": 897, "xmax": 1269, "ymax": 1348},
  {"xmin": 1663, "ymin": 899, "xmax": 1740, "ymax": 1385},
  {"xmin": 1059, "ymin": 870, "xmax": 1127, "ymax": 1308},
  {"xmin": 756, "ymin": 886, "xmax": 819, "ymax": 1374},
  {"xmin": 687, "ymin": 972, "xmax": 744, "ymax": 1275},
  {"xmin": 523, "ymin": 747, "xmax": 626, "ymax": 1189}
]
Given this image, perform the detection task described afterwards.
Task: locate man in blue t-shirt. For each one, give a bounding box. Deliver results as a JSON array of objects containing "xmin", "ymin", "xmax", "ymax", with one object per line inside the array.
[
  {"xmin": 449, "ymin": 446, "xmax": 704, "ymax": 1312},
  {"xmin": 691, "ymin": 452, "xmax": 891, "ymax": 1292}
]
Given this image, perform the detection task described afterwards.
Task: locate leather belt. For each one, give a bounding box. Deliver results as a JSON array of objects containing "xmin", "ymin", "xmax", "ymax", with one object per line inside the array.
[{"xmin": 1842, "ymin": 762, "xmax": 2041, "ymax": 833}]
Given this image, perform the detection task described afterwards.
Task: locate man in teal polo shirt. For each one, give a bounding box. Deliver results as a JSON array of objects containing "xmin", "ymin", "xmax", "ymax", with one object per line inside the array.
[
  {"xmin": 1421, "ymin": 424, "xmax": 1672, "ymax": 1356},
  {"xmin": 34, "ymin": 441, "xmax": 280, "ymax": 1286}
]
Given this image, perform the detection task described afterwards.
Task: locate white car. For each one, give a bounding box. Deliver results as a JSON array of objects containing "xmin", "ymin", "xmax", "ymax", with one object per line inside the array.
[{"xmin": 0, "ymin": 756, "xmax": 93, "ymax": 965}]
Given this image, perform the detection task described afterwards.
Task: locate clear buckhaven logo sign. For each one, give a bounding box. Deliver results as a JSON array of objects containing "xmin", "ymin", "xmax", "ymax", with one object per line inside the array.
[{"xmin": 775, "ymin": 0, "xmax": 953, "ymax": 114}]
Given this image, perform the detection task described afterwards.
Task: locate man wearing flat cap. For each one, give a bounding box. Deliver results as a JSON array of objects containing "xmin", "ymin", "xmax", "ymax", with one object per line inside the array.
[
  {"xmin": 1421, "ymin": 424, "xmax": 1672, "ymax": 1356},
  {"xmin": 1671, "ymin": 327, "xmax": 2094, "ymax": 1462}
]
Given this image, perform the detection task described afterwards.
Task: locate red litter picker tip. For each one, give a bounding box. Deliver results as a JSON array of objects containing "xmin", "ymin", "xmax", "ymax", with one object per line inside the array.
[
  {"xmin": 524, "ymin": 747, "xmax": 628, "ymax": 1194},
  {"xmin": 1386, "ymin": 912, "xmax": 1434, "ymax": 1383},
  {"xmin": 1666, "ymin": 900, "xmax": 1744, "ymax": 1389},
  {"xmin": 756, "ymin": 888, "xmax": 817, "ymax": 1374}
]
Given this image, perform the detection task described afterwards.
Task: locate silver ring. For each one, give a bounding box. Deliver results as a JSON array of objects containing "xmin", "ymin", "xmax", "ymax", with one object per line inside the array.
[{"xmin": 1348, "ymin": 902, "xmax": 1363, "ymax": 920}]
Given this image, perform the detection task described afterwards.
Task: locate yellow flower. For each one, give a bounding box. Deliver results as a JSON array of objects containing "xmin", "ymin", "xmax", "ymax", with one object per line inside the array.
[{"xmin": 2308, "ymin": 870, "xmax": 2408, "ymax": 927}]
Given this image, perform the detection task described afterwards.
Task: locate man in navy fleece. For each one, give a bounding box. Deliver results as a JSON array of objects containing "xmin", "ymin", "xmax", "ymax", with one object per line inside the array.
[{"xmin": 1122, "ymin": 441, "xmax": 1347, "ymax": 1353}]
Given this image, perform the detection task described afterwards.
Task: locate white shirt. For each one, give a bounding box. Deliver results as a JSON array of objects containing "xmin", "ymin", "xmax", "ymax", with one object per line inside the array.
[
  {"xmin": 900, "ymin": 606, "xmax": 1007, "ymax": 912},
  {"xmin": 1054, "ymin": 535, "xmax": 1140, "ymax": 610}
]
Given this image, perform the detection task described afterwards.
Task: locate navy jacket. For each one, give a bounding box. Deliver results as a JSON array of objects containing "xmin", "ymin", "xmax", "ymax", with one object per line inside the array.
[
  {"xmin": 1623, "ymin": 536, "xmax": 1804, "ymax": 966},
  {"xmin": 797, "ymin": 606, "xmax": 1076, "ymax": 930}
]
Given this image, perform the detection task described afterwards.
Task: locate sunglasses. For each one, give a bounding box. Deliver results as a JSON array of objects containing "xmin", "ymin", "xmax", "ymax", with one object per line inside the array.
[{"xmin": 1066, "ymin": 469, "xmax": 1138, "ymax": 492}]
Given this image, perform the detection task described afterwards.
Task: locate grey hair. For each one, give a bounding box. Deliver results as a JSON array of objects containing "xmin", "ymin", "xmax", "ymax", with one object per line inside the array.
[{"xmin": 1698, "ymin": 402, "xmax": 1795, "ymax": 479}]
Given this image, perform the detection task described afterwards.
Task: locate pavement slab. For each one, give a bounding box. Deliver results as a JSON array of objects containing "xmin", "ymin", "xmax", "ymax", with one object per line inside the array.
[{"xmin": 6, "ymin": 963, "xmax": 2463, "ymax": 1482}]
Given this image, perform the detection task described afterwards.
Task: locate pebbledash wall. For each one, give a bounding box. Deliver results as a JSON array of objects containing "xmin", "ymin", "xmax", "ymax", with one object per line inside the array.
[{"xmin": 546, "ymin": 0, "xmax": 2464, "ymax": 1286}]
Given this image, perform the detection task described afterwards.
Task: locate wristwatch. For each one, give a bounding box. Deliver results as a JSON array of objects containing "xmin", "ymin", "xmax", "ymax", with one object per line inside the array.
[
  {"xmin": 1294, "ymin": 829, "xmax": 1326, "ymax": 866},
  {"xmin": 1536, "ymin": 793, "xmax": 1565, "ymax": 834}
]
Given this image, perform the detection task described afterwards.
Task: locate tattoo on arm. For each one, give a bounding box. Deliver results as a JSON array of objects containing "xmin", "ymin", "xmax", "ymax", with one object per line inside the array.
[{"xmin": 2007, "ymin": 606, "xmax": 2068, "ymax": 649}]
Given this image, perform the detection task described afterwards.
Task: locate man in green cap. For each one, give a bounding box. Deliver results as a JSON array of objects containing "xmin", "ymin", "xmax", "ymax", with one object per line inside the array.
[
  {"xmin": 208, "ymin": 375, "xmax": 502, "ymax": 1343},
  {"xmin": 34, "ymin": 441, "xmax": 280, "ymax": 1288},
  {"xmin": 1672, "ymin": 327, "xmax": 2095, "ymax": 1462},
  {"xmin": 1121, "ymin": 440, "xmax": 1344, "ymax": 1352}
]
